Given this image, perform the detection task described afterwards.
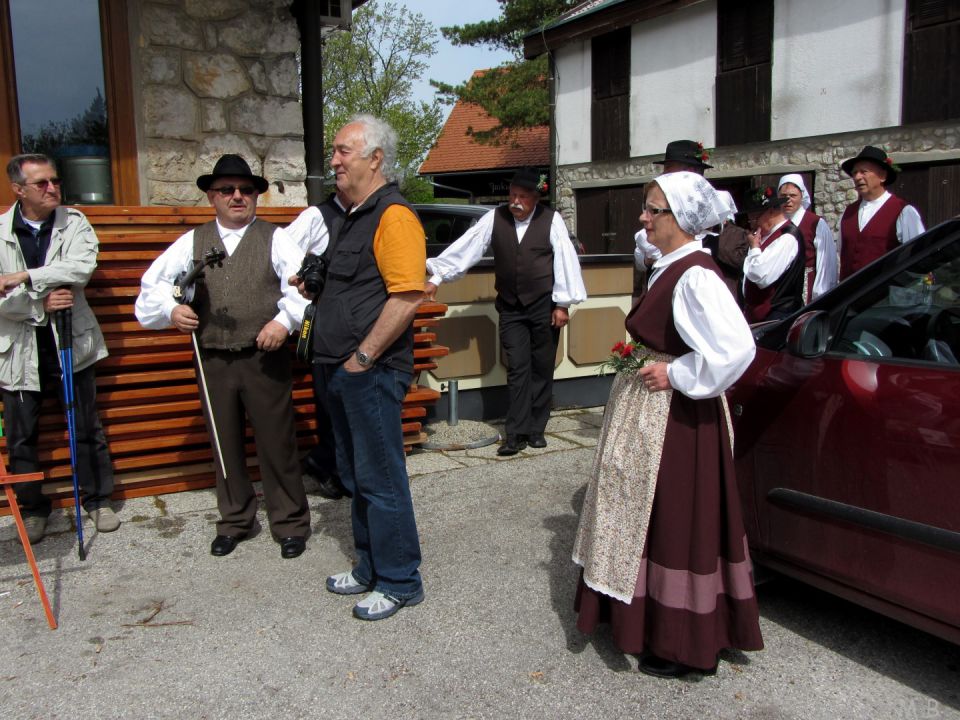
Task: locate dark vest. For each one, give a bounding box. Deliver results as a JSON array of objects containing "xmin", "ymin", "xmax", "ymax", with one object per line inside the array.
[
  {"xmin": 311, "ymin": 183, "xmax": 417, "ymax": 374},
  {"xmin": 743, "ymin": 222, "xmax": 806, "ymax": 324},
  {"xmin": 193, "ymin": 219, "xmax": 280, "ymax": 351},
  {"xmin": 317, "ymin": 193, "xmax": 346, "ymax": 251},
  {"xmin": 795, "ymin": 210, "xmax": 821, "ymax": 270},
  {"xmin": 491, "ymin": 204, "xmax": 555, "ymax": 306},
  {"xmin": 625, "ymin": 251, "xmax": 721, "ymax": 356},
  {"xmin": 839, "ymin": 193, "xmax": 908, "ymax": 281},
  {"xmin": 701, "ymin": 224, "xmax": 749, "ymax": 303}
]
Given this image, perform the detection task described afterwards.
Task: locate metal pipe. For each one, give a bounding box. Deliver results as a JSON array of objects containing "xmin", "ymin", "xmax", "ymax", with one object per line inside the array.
[
  {"xmin": 448, "ymin": 379, "xmax": 459, "ymax": 426},
  {"xmin": 294, "ymin": 0, "xmax": 326, "ymax": 205}
]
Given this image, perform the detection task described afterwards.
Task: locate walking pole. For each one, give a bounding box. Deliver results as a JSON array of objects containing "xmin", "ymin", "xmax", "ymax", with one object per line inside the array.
[
  {"xmin": 55, "ymin": 308, "xmax": 86, "ymax": 561},
  {"xmin": 0, "ymin": 414, "xmax": 56, "ymax": 629}
]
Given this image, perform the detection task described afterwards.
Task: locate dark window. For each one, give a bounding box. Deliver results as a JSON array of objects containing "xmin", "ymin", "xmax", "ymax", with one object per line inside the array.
[
  {"xmin": 890, "ymin": 159, "xmax": 960, "ymax": 228},
  {"xmin": 591, "ymin": 27, "xmax": 630, "ymax": 162},
  {"xmin": 903, "ymin": 0, "xmax": 960, "ymax": 124},
  {"xmin": 716, "ymin": 0, "xmax": 772, "ymax": 146},
  {"xmin": 575, "ymin": 185, "xmax": 643, "ymax": 255}
]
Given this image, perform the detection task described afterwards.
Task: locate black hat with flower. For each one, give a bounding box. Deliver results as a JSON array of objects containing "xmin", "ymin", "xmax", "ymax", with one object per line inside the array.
[
  {"xmin": 741, "ymin": 184, "xmax": 788, "ymax": 214},
  {"xmin": 841, "ymin": 145, "xmax": 899, "ymax": 186},
  {"xmin": 654, "ymin": 139, "xmax": 713, "ymax": 170},
  {"xmin": 511, "ymin": 166, "xmax": 549, "ymax": 194}
]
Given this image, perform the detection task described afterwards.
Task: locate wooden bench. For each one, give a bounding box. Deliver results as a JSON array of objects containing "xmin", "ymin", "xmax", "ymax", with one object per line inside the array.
[{"xmin": 0, "ymin": 205, "xmax": 447, "ymax": 512}]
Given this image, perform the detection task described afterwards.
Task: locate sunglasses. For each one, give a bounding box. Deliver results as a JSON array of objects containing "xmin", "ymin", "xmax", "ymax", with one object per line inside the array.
[
  {"xmin": 210, "ymin": 185, "xmax": 257, "ymax": 197},
  {"xmin": 21, "ymin": 177, "xmax": 62, "ymax": 189}
]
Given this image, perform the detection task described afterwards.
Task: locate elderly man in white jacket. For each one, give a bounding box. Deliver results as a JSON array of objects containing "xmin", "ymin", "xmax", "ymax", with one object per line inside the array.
[{"xmin": 0, "ymin": 153, "xmax": 118, "ymax": 543}]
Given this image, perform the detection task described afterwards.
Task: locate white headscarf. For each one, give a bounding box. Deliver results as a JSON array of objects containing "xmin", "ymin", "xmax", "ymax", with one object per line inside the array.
[
  {"xmin": 653, "ymin": 172, "xmax": 726, "ymax": 236},
  {"xmin": 777, "ymin": 173, "xmax": 811, "ymax": 209},
  {"xmin": 715, "ymin": 190, "xmax": 737, "ymax": 224}
]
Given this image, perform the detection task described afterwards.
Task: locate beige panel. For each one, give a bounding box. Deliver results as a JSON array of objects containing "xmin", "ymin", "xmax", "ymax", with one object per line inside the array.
[
  {"xmin": 433, "ymin": 271, "xmax": 497, "ymax": 304},
  {"xmin": 583, "ymin": 265, "xmax": 633, "ymax": 297},
  {"xmin": 432, "ymin": 314, "xmax": 498, "ymax": 380},
  {"xmin": 568, "ymin": 306, "xmax": 628, "ymax": 366}
]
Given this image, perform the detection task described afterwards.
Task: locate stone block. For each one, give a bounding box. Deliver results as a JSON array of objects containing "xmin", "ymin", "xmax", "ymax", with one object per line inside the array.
[
  {"xmin": 194, "ymin": 133, "xmax": 260, "ymax": 178},
  {"xmin": 144, "ymin": 86, "xmax": 198, "ymax": 139},
  {"xmin": 142, "ymin": 49, "xmax": 181, "ymax": 85},
  {"xmin": 229, "ymin": 96, "xmax": 303, "ymax": 136},
  {"xmin": 261, "ymin": 181, "xmax": 308, "ymax": 207},
  {"xmin": 267, "ymin": 55, "xmax": 299, "ymax": 98},
  {"xmin": 264, "ymin": 14, "xmax": 300, "ymax": 54},
  {"xmin": 141, "ymin": 3, "xmax": 203, "ymax": 50},
  {"xmin": 246, "ymin": 61, "xmax": 269, "ymax": 94},
  {"xmin": 150, "ymin": 180, "xmax": 205, "ymax": 206},
  {"xmin": 246, "ymin": 135, "xmax": 274, "ymax": 157},
  {"xmin": 263, "ymin": 139, "xmax": 306, "ymax": 180},
  {"xmin": 184, "ymin": 0, "xmax": 243, "ymax": 21},
  {"xmin": 200, "ymin": 101, "xmax": 227, "ymax": 132},
  {"xmin": 204, "ymin": 24, "xmax": 217, "ymax": 50},
  {"xmin": 183, "ymin": 53, "xmax": 251, "ymax": 99},
  {"xmin": 219, "ymin": 11, "xmax": 272, "ymax": 55},
  {"xmin": 145, "ymin": 140, "xmax": 198, "ymax": 181}
]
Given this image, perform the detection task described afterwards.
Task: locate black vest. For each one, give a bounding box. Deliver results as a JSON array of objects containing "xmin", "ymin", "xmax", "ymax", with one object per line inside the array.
[
  {"xmin": 193, "ymin": 219, "xmax": 280, "ymax": 350},
  {"xmin": 491, "ymin": 204, "xmax": 555, "ymax": 306},
  {"xmin": 311, "ymin": 183, "xmax": 418, "ymax": 373}
]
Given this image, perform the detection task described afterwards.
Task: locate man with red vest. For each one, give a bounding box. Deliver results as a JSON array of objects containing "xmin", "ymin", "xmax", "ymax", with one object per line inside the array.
[
  {"xmin": 742, "ymin": 186, "xmax": 806, "ymax": 324},
  {"xmin": 838, "ymin": 146, "xmax": 924, "ymax": 281},
  {"xmin": 424, "ymin": 167, "xmax": 587, "ymax": 456},
  {"xmin": 777, "ymin": 174, "xmax": 837, "ymax": 302}
]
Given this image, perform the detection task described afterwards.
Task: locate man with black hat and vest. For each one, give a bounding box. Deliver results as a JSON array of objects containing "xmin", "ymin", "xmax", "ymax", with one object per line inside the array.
[
  {"xmin": 424, "ymin": 166, "xmax": 586, "ymax": 456},
  {"xmin": 838, "ymin": 145, "xmax": 924, "ymax": 281},
  {"xmin": 741, "ymin": 186, "xmax": 806, "ymax": 324},
  {"xmin": 135, "ymin": 154, "xmax": 311, "ymax": 560}
]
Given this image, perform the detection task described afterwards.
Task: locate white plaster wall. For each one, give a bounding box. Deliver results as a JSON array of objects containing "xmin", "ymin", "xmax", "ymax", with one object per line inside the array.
[
  {"xmin": 630, "ymin": 0, "xmax": 717, "ymax": 157},
  {"xmin": 555, "ymin": 42, "xmax": 592, "ymax": 165},
  {"xmin": 772, "ymin": 0, "xmax": 906, "ymax": 140}
]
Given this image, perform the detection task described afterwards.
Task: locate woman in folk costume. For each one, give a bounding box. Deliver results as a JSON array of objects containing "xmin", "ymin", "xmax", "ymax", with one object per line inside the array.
[{"xmin": 572, "ymin": 172, "xmax": 763, "ymax": 678}]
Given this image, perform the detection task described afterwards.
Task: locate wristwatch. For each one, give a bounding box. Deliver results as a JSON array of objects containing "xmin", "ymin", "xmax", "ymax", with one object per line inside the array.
[{"xmin": 355, "ymin": 349, "xmax": 373, "ymax": 367}]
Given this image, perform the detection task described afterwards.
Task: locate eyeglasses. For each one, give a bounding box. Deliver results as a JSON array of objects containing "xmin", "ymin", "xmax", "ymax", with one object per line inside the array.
[
  {"xmin": 642, "ymin": 205, "xmax": 673, "ymax": 216},
  {"xmin": 210, "ymin": 185, "xmax": 257, "ymax": 197},
  {"xmin": 20, "ymin": 178, "xmax": 62, "ymax": 189}
]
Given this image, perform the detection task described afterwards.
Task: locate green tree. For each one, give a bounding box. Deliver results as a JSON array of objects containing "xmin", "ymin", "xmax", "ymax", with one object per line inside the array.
[
  {"xmin": 322, "ymin": 0, "xmax": 443, "ymax": 201},
  {"xmin": 433, "ymin": 0, "xmax": 579, "ymax": 145},
  {"xmin": 22, "ymin": 88, "xmax": 109, "ymax": 155}
]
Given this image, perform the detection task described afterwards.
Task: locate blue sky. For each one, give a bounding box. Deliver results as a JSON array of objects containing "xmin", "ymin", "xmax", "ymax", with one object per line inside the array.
[{"xmin": 397, "ymin": 0, "xmax": 514, "ymax": 118}]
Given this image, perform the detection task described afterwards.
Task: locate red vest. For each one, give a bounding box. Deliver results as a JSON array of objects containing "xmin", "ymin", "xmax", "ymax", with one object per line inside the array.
[
  {"xmin": 839, "ymin": 194, "xmax": 907, "ymax": 281},
  {"xmin": 743, "ymin": 223, "xmax": 805, "ymax": 324},
  {"xmin": 795, "ymin": 210, "xmax": 820, "ymax": 302}
]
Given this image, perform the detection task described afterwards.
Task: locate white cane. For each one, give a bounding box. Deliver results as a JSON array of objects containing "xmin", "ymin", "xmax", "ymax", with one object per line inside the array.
[{"xmin": 191, "ymin": 331, "xmax": 228, "ymax": 481}]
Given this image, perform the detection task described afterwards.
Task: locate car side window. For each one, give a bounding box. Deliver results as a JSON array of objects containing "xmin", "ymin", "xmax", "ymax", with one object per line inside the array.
[{"xmin": 833, "ymin": 243, "xmax": 960, "ymax": 365}]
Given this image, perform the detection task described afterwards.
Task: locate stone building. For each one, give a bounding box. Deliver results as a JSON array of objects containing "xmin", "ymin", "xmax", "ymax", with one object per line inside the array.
[{"xmin": 523, "ymin": 0, "xmax": 960, "ymax": 253}]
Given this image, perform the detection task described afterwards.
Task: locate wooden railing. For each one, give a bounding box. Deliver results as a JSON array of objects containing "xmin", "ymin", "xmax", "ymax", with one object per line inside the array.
[{"xmin": 0, "ymin": 205, "xmax": 446, "ymax": 511}]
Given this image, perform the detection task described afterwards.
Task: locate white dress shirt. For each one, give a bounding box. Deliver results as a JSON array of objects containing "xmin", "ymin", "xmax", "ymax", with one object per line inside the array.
[
  {"xmin": 647, "ymin": 242, "xmax": 756, "ymax": 399},
  {"xmin": 283, "ymin": 195, "xmax": 349, "ymax": 254},
  {"xmin": 426, "ymin": 207, "xmax": 587, "ymax": 307},
  {"xmin": 135, "ymin": 218, "xmax": 309, "ymax": 332},
  {"xmin": 742, "ymin": 219, "xmax": 799, "ymax": 289},
  {"xmin": 789, "ymin": 207, "xmax": 839, "ymax": 299}
]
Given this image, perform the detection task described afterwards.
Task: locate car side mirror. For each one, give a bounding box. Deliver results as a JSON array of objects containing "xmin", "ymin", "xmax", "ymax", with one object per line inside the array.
[{"xmin": 786, "ymin": 310, "xmax": 830, "ymax": 358}]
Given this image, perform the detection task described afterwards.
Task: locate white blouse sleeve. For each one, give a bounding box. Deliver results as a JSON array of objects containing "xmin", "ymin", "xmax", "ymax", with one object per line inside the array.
[
  {"xmin": 811, "ymin": 218, "xmax": 839, "ymax": 299},
  {"xmin": 667, "ymin": 266, "xmax": 757, "ymax": 399},
  {"xmin": 270, "ymin": 227, "xmax": 310, "ymax": 332},
  {"xmin": 549, "ymin": 211, "xmax": 587, "ymax": 307},
  {"xmin": 284, "ymin": 205, "xmax": 330, "ymax": 255},
  {"xmin": 425, "ymin": 209, "xmax": 496, "ymax": 286},
  {"xmin": 897, "ymin": 205, "xmax": 925, "ymax": 244},
  {"xmin": 134, "ymin": 231, "xmax": 196, "ymax": 329},
  {"xmin": 743, "ymin": 233, "xmax": 799, "ymax": 288}
]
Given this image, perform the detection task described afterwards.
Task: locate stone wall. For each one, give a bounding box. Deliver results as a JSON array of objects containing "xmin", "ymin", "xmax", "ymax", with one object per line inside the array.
[
  {"xmin": 555, "ymin": 122, "xmax": 960, "ymax": 234},
  {"xmin": 135, "ymin": 0, "xmax": 306, "ymax": 206}
]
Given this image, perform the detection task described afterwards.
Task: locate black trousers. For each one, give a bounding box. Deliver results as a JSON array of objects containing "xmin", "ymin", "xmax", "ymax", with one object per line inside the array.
[
  {"xmin": 497, "ymin": 293, "xmax": 560, "ymax": 438},
  {"xmin": 3, "ymin": 358, "xmax": 114, "ymax": 518},
  {"xmin": 304, "ymin": 365, "xmax": 338, "ymax": 480},
  {"xmin": 198, "ymin": 346, "xmax": 309, "ymax": 539}
]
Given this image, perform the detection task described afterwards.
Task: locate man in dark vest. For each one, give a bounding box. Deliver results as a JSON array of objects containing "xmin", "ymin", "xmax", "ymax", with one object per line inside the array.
[
  {"xmin": 424, "ymin": 167, "xmax": 587, "ymax": 456},
  {"xmin": 741, "ymin": 186, "xmax": 806, "ymax": 324},
  {"xmin": 285, "ymin": 191, "xmax": 351, "ymax": 500},
  {"xmin": 135, "ymin": 155, "xmax": 311, "ymax": 559},
  {"xmin": 838, "ymin": 145, "xmax": 924, "ymax": 281},
  {"xmin": 292, "ymin": 115, "xmax": 426, "ymax": 621}
]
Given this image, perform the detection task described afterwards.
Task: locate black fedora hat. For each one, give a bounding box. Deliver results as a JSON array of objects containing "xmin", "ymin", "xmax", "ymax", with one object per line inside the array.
[
  {"xmin": 197, "ymin": 154, "xmax": 269, "ymax": 193},
  {"xmin": 510, "ymin": 166, "xmax": 545, "ymax": 193},
  {"xmin": 741, "ymin": 184, "xmax": 788, "ymax": 214},
  {"xmin": 841, "ymin": 145, "xmax": 898, "ymax": 186},
  {"xmin": 654, "ymin": 139, "xmax": 713, "ymax": 170}
]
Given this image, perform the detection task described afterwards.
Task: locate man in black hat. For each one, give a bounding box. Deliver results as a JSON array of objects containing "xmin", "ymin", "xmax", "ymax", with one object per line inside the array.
[
  {"xmin": 424, "ymin": 166, "xmax": 586, "ymax": 456},
  {"xmin": 135, "ymin": 154, "xmax": 312, "ymax": 559},
  {"xmin": 635, "ymin": 140, "xmax": 714, "ymax": 271},
  {"xmin": 838, "ymin": 145, "xmax": 924, "ymax": 281},
  {"xmin": 741, "ymin": 186, "xmax": 805, "ymax": 324}
]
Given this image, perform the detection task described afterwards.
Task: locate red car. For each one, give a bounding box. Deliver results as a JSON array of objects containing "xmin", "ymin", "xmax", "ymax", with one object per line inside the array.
[{"xmin": 728, "ymin": 218, "xmax": 960, "ymax": 645}]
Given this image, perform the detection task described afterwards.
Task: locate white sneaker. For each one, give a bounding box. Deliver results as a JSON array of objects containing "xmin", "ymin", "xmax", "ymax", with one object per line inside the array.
[
  {"xmin": 89, "ymin": 507, "xmax": 121, "ymax": 532},
  {"xmin": 352, "ymin": 588, "xmax": 424, "ymax": 621},
  {"xmin": 326, "ymin": 571, "xmax": 372, "ymax": 595}
]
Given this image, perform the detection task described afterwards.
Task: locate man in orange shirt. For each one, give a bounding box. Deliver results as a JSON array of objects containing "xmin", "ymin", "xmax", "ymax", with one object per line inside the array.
[{"xmin": 292, "ymin": 115, "xmax": 426, "ymax": 621}]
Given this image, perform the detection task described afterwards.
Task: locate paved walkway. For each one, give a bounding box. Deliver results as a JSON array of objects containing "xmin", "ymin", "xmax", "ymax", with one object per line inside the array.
[{"xmin": 2, "ymin": 407, "xmax": 958, "ymax": 719}]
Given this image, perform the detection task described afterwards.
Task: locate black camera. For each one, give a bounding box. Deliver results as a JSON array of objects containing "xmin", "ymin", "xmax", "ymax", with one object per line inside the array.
[{"xmin": 297, "ymin": 253, "xmax": 327, "ymax": 295}]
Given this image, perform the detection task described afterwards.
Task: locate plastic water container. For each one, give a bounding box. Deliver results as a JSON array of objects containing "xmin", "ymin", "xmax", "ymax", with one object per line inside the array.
[{"xmin": 57, "ymin": 145, "xmax": 113, "ymax": 205}]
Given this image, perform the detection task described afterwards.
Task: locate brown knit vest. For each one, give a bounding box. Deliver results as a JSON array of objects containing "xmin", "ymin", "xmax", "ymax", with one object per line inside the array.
[{"xmin": 193, "ymin": 219, "xmax": 281, "ymax": 350}]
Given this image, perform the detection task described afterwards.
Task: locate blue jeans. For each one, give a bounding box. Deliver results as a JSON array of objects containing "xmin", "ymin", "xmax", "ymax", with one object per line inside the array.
[{"xmin": 321, "ymin": 363, "xmax": 422, "ymax": 599}]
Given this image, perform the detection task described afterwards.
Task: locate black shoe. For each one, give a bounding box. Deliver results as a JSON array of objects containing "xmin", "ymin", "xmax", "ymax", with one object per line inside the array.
[
  {"xmin": 497, "ymin": 436, "xmax": 527, "ymax": 456},
  {"xmin": 210, "ymin": 534, "xmax": 242, "ymax": 557},
  {"xmin": 638, "ymin": 654, "xmax": 692, "ymax": 679},
  {"xmin": 528, "ymin": 433, "xmax": 547, "ymax": 448},
  {"xmin": 279, "ymin": 536, "xmax": 306, "ymax": 559},
  {"xmin": 303, "ymin": 467, "xmax": 348, "ymax": 500}
]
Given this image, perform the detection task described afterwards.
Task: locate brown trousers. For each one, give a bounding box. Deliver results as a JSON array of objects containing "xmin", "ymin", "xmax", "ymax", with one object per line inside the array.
[{"xmin": 197, "ymin": 346, "xmax": 309, "ymax": 539}]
